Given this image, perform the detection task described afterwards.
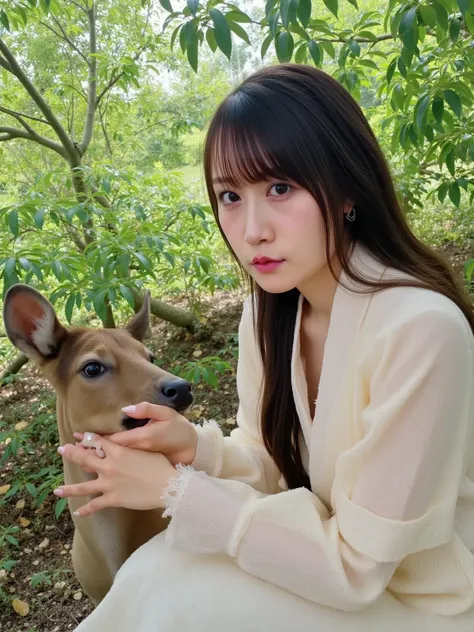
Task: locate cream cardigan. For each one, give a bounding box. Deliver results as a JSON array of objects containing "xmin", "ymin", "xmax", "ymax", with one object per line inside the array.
[{"xmin": 162, "ymin": 244, "xmax": 474, "ymax": 616}]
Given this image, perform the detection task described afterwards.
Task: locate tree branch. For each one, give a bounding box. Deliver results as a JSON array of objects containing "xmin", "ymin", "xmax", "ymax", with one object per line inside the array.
[
  {"xmin": 0, "ymin": 126, "xmax": 66, "ymax": 156},
  {"xmin": 0, "ymin": 105, "xmax": 50, "ymax": 126},
  {"xmin": 70, "ymin": 0, "xmax": 88, "ymax": 14},
  {"xmin": 0, "ymin": 38, "xmax": 77, "ymax": 161},
  {"xmin": 0, "ymin": 54, "xmax": 12, "ymax": 72},
  {"xmin": 79, "ymin": 4, "xmax": 97, "ymax": 154},
  {"xmin": 40, "ymin": 20, "xmax": 90, "ymax": 65},
  {"xmin": 96, "ymin": 41, "xmax": 149, "ymax": 106}
]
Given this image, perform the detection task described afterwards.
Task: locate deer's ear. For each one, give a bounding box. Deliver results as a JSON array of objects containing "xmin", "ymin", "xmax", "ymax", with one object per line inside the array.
[
  {"xmin": 125, "ymin": 290, "xmax": 151, "ymax": 341},
  {"xmin": 3, "ymin": 285, "xmax": 67, "ymax": 361}
]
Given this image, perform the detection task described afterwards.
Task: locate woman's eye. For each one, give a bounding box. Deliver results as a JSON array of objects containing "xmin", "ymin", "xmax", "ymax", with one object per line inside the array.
[
  {"xmin": 269, "ymin": 183, "xmax": 291, "ymax": 196},
  {"xmin": 81, "ymin": 362, "xmax": 107, "ymax": 378},
  {"xmin": 219, "ymin": 191, "xmax": 240, "ymax": 205}
]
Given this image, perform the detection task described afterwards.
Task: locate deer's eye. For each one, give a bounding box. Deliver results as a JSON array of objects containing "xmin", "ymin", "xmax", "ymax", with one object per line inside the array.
[{"xmin": 81, "ymin": 362, "xmax": 107, "ymax": 378}]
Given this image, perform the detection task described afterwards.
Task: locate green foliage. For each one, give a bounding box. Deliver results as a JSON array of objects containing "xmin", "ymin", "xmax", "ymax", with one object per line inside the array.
[
  {"xmin": 160, "ymin": 0, "xmax": 474, "ymax": 223},
  {"xmin": 0, "ymin": 165, "xmax": 239, "ymax": 323}
]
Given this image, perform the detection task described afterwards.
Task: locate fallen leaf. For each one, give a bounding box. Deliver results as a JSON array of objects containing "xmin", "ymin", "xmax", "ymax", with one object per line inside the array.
[
  {"xmin": 14, "ymin": 421, "xmax": 28, "ymax": 431},
  {"xmin": 38, "ymin": 537, "xmax": 49, "ymax": 550},
  {"xmin": 0, "ymin": 569, "xmax": 7, "ymax": 583},
  {"xmin": 73, "ymin": 591, "xmax": 83, "ymax": 601},
  {"xmin": 19, "ymin": 518, "xmax": 31, "ymax": 528},
  {"xmin": 15, "ymin": 499, "xmax": 25, "ymax": 510},
  {"xmin": 192, "ymin": 349, "xmax": 203, "ymax": 358},
  {"xmin": 5, "ymin": 437, "xmax": 12, "ymax": 446},
  {"xmin": 12, "ymin": 599, "xmax": 29, "ymax": 616},
  {"xmin": 0, "ymin": 484, "xmax": 11, "ymax": 495},
  {"xmin": 224, "ymin": 417, "xmax": 236, "ymax": 426}
]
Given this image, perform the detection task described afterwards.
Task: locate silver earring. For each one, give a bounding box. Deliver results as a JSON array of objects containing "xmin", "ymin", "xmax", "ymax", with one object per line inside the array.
[{"xmin": 345, "ymin": 207, "xmax": 356, "ymax": 222}]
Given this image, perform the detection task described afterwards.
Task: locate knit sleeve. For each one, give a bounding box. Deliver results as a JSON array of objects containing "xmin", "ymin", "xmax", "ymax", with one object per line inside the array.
[
  {"xmin": 189, "ymin": 297, "xmax": 282, "ymax": 494},
  {"xmin": 163, "ymin": 304, "xmax": 474, "ymax": 612}
]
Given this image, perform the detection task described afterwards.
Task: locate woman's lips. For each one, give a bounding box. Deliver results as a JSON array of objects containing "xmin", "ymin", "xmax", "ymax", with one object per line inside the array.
[{"xmin": 251, "ymin": 258, "xmax": 285, "ymax": 273}]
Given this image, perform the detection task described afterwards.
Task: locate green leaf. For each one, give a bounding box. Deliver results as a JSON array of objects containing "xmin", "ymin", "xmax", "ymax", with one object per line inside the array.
[
  {"xmin": 34, "ymin": 208, "xmax": 46, "ymax": 229},
  {"xmin": 55, "ymin": 497, "xmax": 68, "ymax": 519},
  {"xmin": 298, "ymin": 0, "xmax": 312, "ymax": 27},
  {"xmin": 268, "ymin": 8, "xmax": 279, "ymax": 36},
  {"xmin": 119, "ymin": 284, "xmax": 135, "ymax": 308},
  {"xmin": 397, "ymin": 56, "xmax": 407, "ymax": 77},
  {"xmin": 186, "ymin": 26, "xmax": 199, "ymax": 72},
  {"xmin": 225, "ymin": 10, "xmax": 252, "ymax": 23},
  {"xmin": 346, "ymin": 0, "xmax": 358, "ymax": 7},
  {"xmin": 448, "ymin": 182, "xmax": 460, "ymax": 207},
  {"xmin": 320, "ymin": 40, "xmax": 335, "ymax": 58},
  {"xmin": 432, "ymin": 95, "xmax": 444, "ymax": 125},
  {"xmin": 134, "ymin": 251, "xmax": 153, "ymax": 273},
  {"xmin": 456, "ymin": 0, "xmax": 470, "ymax": 14},
  {"xmin": 261, "ymin": 32, "xmax": 273, "ymax": 59},
  {"xmin": 445, "ymin": 148, "xmax": 456, "ymax": 176},
  {"xmin": 358, "ymin": 59, "xmax": 379, "ymax": 69},
  {"xmin": 51, "ymin": 260, "xmax": 63, "ymax": 281},
  {"xmin": 275, "ymin": 31, "xmax": 294, "ymax": 62},
  {"xmin": 433, "ymin": 2, "xmax": 448, "ymax": 31},
  {"xmin": 398, "ymin": 7, "xmax": 418, "ymax": 49},
  {"xmin": 419, "ymin": 5, "xmax": 437, "ymax": 28},
  {"xmin": 414, "ymin": 94, "xmax": 430, "ymax": 132},
  {"xmin": 443, "ymin": 89, "xmax": 462, "ymax": 118},
  {"xmin": 209, "ymin": 8, "xmax": 232, "ymax": 60},
  {"xmin": 348, "ymin": 39, "xmax": 360, "ymax": 56},
  {"xmin": 437, "ymin": 182, "xmax": 448, "ymax": 203},
  {"xmin": 386, "ymin": 58, "xmax": 397, "ymax": 85},
  {"xmin": 0, "ymin": 9, "xmax": 10, "ymax": 31},
  {"xmin": 206, "ymin": 27, "xmax": 217, "ymax": 52},
  {"xmin": 449, "ymin": 17, "xmax": 460, "ymax": 41},
  {"xmin": 164, "ymin": 251, "xmax": 175, "ymax": 266},
  {"xmin": 265, "ymin": 0, "xmax": 278, "ymax": 17},
  {"xmin": 323, "ymin": 0, "xmax": 338, "ymax": 17},
  {"xmin": 308, "ymin": 39, "xmax": 321, "ymax": 65},
  {"xmin": 228, "ymin": 20, "xmax": 251, "ymax": 45},
  {"xmin": 465, "ymin": 259, "xmax": 474, "ymax": 284},
  {"xmin": 295, "ymin": 42, "xmax": 308, "ymax": 63},
  {"xmin": 8, "ymin": 210, "xmax": 19, "ymax": 237},
  {"xmin": 158, "ymin": 0, "xmax": 173, "ymax": 11},
  {"xmin": 187, "ymin": 0, "xmax": 199, "ymax": 16},
  {"xmin": 280, "ymin": 0, "xmax": 298, "ymax": 28},
  {"xmin": 26, "ymin": 483, "xmax": 37, "ymax": 498},
  {"xmin": 102, "ymin": 178, "xmax": 111, "ymax": 194},
  {"xmin": 65, "ymin": 293, "xmax": 76, "ymax": 325},
  {"xmin": 392, "ymin": 84, "xmax": 405, "ymax": 110}
]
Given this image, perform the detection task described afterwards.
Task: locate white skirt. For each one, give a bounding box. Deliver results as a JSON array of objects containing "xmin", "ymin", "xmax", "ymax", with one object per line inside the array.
[{"xmin": 75, "ymin": 532, "xmax": 473, "ymax": 632}]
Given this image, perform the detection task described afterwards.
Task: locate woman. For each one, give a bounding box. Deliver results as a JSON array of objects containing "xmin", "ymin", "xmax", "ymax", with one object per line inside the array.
[{"xmin": 57, "ymin": 64, "xmax": 474, "ymax": 631}]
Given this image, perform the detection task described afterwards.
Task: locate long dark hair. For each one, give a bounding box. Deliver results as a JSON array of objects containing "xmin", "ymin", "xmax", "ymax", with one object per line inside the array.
[{"xmin": 203, "ymin": 63, "xmax": 474, "ymax": 491}]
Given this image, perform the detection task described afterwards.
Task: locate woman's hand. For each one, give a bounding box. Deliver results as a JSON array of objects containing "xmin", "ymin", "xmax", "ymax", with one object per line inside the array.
[
  {"xmin": 54, "ymin": 436, "xmax": 178, "ymax": 517},
  {"xmin": 75, "ymin": 402, "xmax": 198, "ymax": 466}
]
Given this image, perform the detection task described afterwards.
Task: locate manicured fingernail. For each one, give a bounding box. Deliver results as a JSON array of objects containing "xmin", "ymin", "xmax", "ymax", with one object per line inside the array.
[
  {"xmin": 121, "ymin": 405, "xmax": 136, "ymax": 413},
  {"xmin": 73, "ymin": 511, "xmax": 80, "ymax": 517},
  {"xmin": 73, "ymin": 433, "xmax": 82, "ymax": 439},
  {"xmin": 58, "ymin": 446, "xmax": 65, "ymax": 455},
  {"xmin": 53, "ymin": 488, "xmax": 64, "ymax": 497}
]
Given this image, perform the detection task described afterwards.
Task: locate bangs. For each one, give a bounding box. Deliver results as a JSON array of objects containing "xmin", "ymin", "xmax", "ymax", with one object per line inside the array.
[{"xmin": 204, "ymin": 91, "xmax": 306, "ymax": 192}]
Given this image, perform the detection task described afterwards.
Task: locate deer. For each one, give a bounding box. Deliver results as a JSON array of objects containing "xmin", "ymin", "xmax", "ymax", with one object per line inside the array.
[{"xmin": 3, "ymin": 284, "xmax": 194, "ymax": 604}]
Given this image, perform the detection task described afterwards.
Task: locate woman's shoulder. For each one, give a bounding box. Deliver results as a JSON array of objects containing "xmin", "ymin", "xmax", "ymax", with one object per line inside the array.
[{"xmin": 366, "ymin": 276, "xmax": 473, "ymax": 345}]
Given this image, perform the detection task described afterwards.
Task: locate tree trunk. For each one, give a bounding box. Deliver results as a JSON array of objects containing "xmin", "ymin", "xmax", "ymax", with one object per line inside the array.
[
  {"xmin": 132, "ymin": 289, "xmax": 197, "ymax": 330},
  {"xmin": 0, "ymin": 353, "xmax": 29, "ymax": 385}
]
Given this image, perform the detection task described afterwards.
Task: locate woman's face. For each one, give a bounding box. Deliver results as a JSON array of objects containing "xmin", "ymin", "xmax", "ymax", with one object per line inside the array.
[{"xmin": 213, "ymin": 176, "xmax": 335, "ymax": 294}]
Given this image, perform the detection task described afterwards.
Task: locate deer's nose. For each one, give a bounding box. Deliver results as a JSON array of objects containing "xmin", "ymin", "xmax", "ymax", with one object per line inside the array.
[{"xmin": 159, "ymin": 378, "xmax": 193, "ymax": 411}]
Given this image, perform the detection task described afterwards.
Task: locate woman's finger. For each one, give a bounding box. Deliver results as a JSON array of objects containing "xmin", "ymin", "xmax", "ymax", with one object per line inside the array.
[
  {"xmin": 107, "ymin": 423, "xmax": 162, "ymax": 448},
  {"xmin": 53, "ymin": 478, "xmax": 104, "ymax": 499},
  {"xmin": 58, "ymin": 443, "xmax": 107, "ymax": 472},
  {"xmin": 121, "ymin": 401, "xmax": 173, "ymax": 422},
  {"xmin": 72, "ymin": 494, "xmax": 112, "ymax": 518}
]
